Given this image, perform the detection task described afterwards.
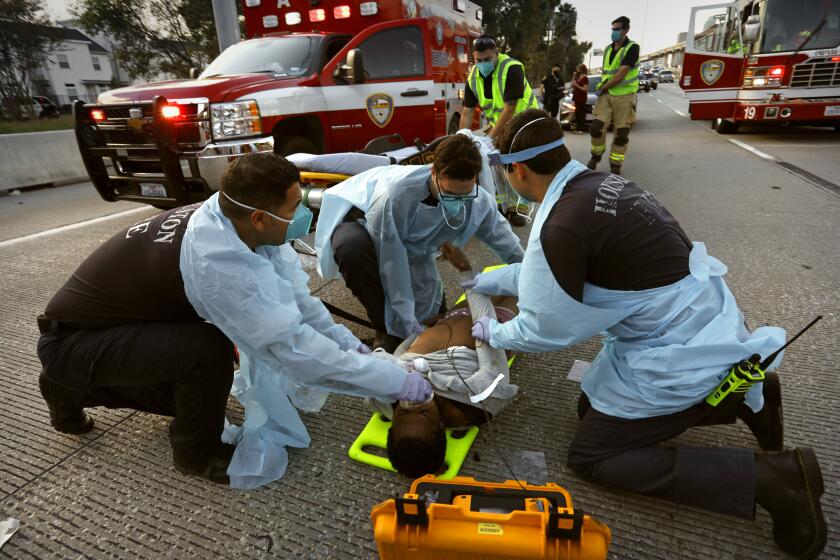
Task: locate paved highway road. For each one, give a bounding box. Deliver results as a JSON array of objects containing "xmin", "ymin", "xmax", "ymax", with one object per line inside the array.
[{"xmin": 1, "ymin": 87, "xmax": 838, "ymax": 559}]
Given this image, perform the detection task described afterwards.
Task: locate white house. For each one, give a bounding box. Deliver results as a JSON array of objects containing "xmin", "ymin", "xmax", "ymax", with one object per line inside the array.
[{"xmin": 31, "ymin": 27, "xmax": 126, "ymax": 109}]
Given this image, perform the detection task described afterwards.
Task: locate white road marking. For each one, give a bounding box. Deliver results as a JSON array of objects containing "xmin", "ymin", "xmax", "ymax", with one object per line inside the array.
[
  {"xmin": 0, "ymin": 207, "xmax": 153, "ymax": 249},
  {"xmin": 656, "ymin": 99, "xmax": 663, "ymax": 103},
  {"xmin": 746, "ymin": 143, "xmax": 840, "ymax": 149},
  {"xmin": 674, "ymin": 110, "xmax": 688, "ymax": 117},
  {"xmin": 728, "ymin": 139, "xmax": 779, "ymax": 161}
]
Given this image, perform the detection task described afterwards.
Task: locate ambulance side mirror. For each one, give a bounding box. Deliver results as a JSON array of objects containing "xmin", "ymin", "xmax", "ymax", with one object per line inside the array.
[
  {"xmin": 189, "ymin": 67, "xmax": 201, "ymax": 80},
  {"xmin": 334, "ymin": 49, "xmax": 366, "ymax": 84},
  {"xmin": 742, "ymin": 15, "xmax": 760, "ymax": 44}
]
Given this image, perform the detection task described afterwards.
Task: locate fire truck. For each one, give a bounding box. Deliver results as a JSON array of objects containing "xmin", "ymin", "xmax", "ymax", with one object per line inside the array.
[
  {"xmin": 681, "ymin": 0, "xmax": 840, "ymax": 134},
  {"xmin": 74, "ymin": 0, "xmax": 482, "ymax": 208}
]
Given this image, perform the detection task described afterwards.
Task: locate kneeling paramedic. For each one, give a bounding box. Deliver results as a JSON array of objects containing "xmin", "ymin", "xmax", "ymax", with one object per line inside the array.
[
  {"xmin": 36, "ymin": 153, "xmax": 431, "ymax": 485},
  {"xmin": 315, "ymin": 134, "xmax": 524, "ymax": 354},
  {"xmin": 466, "ymin": 109, "xmax": 827, "ymax": 559}
]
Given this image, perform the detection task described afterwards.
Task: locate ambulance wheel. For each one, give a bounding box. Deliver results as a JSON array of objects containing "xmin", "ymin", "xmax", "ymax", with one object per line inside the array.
[
  {"xmin": 275, "ymin": 135, "xmax": 318, "ymax": 157},
  {"xmin": 448, "ymin": 116, "xmax": 460, "ymax": 135},
  {"xmin": 714, "ymin": 118, "xmax": 740, "ymax": 134}
]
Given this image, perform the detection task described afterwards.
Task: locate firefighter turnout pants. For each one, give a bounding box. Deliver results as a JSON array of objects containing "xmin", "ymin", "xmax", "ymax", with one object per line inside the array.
[{"xmin": 590, "ymin": 92, "xmax": 637, "ymax": 167}]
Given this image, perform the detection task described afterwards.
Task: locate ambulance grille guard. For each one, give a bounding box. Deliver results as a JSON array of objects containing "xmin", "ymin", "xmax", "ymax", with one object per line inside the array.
[
  {"xmin": 790, "ymin": 58, "xmax": 840, "ymax": 88},
  {"xmin": 73, "ymin": 96, "xmax": 214, "ymax": 207}
]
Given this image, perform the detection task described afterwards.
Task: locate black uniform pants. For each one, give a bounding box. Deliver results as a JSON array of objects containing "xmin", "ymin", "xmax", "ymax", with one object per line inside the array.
[
  {"xmin": 331, "ymin": 212, "xmax": 444, "ymax": 335},
  {"xmin": 37, "ymin": 321, "xmax": 234, "ymax": 464},
  {"xmin": 568, "ymin": 393, "xmax": 755, "ymax": 519},
  {"xmin": 574, "ymin": 101, "xmax": 588, "ymax": 131},
  {"xmin": 544, "ymin": 96, "xmax": 560, "ymax": 118}
]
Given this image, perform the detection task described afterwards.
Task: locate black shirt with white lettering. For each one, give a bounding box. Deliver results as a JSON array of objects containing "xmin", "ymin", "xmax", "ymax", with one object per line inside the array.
[
  {"xmin": 540, "ymin": 170, "xmax": 691, "ymax": 302},
  {"xmin": 43, "ymin": 204, "xmax": 203, "ymax": 328}
]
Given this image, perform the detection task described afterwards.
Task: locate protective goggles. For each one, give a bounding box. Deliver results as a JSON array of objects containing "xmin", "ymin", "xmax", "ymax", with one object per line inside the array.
[{"xmin": 435, "ymin": 176, "xmax": 479, "ymax": 200}]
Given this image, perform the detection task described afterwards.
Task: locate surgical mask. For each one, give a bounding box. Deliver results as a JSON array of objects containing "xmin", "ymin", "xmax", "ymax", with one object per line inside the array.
[
  {"xmin": 441, "ymin": 197, "xmax": 465, "ymax": 216},
  {"xmin": 477, "ymin": 60, "xmax": 496, "ymax": 77},
  {"xmin": 611, "ymin": 29, "xmax": 623, "ymax": 42},
  {"xmin": 282, "ymin": 204, "xmax": 314, "ymax": 243},
  {"xmin": 221, "ymin": 191, "xmax": 312, "ymax": 243}
]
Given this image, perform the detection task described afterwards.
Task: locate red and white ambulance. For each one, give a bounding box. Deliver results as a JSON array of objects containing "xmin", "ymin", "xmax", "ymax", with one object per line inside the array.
[
  {"xmin": 681, "ymin": 0, "xmax": 840, "ymax": 133},
  {"xmin": 75, "ymin": 0, "xmax": 482, "ymax": 207}
]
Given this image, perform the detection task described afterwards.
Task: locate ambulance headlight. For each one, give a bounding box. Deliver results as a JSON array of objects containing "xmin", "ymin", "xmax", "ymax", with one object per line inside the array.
[
  {"xmin": 210, "ymin": 100, "xmax": 262, "ymax": 140},
  {"xmin": 285, "ymin": 11, "xmax": 302, "ymax": 25}
]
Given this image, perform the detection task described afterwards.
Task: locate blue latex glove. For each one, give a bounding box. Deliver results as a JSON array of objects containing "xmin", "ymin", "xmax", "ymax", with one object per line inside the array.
[
  {"xmin": 392, "ymin": 371, "xmax": 433, "ymax": 402},
  {"xmin": 471, "ymin": 315, "xmax": 493, "ymax": 343},
  {"xmin": 356, "ymin": 343, "xmax": 372, "ymax": 355},
  {"xmin": 460, "ymin": 275, "xmax": 478, "ymax": 290}
]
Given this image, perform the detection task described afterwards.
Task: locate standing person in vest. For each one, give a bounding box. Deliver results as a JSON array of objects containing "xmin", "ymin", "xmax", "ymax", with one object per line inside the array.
[
  {"xmin": 588, "ymin": 16, "xmax": 639, "ymax": 175},
  {"xmin": 460, "ymin": 35, "xmax": 539, "ymax": 226}
]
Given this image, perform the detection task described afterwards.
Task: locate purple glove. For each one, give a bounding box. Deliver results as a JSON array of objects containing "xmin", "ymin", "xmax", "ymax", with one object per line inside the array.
[
  {"xmin": 356, "ymin": 343, "xmax": 372, "ymax": 355},
  {"xmin": 460, "ymin": 275, "xmax": 478, "ymax": 290},
  {"xmin": 471, "ymin": 315, "xmax": 493, "ymax": 343},
  {"xmin": 392, "ymin": 372, "xmax": 433, "ymax": 402}
]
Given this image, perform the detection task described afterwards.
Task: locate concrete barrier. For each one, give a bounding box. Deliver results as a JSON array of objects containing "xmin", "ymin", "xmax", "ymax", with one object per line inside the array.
[{"xmin": 0, "ymin": 129, "xmax": 89, "ymax": 192}]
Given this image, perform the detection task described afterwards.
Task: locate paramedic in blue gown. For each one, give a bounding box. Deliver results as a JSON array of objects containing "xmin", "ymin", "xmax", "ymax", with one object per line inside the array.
[
  {"xmin": 315, "ymin": 134, "xmax": 524, "ymax": 353},
  {"xmin": 36, "ymin": 153, "xmax": 430, "ymax": 485},
  {"xmin": 466, "ymin": 109, "xmax": 826, "ymax": 560}
]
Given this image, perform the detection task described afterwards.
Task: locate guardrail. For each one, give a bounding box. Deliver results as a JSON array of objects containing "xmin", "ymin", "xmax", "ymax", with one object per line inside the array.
[{"xmin": 0, "ymin": 130, "xmax": 88, "ymax": 192}]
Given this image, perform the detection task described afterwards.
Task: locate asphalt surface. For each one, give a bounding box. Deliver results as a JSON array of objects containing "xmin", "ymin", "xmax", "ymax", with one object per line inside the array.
[{"xmin": 1, "ymin": 84, "xmax": 838, "ymax": 559}]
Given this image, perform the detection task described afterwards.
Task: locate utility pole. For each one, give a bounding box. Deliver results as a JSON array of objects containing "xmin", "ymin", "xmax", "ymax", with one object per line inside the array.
[{"xmin": 212, "ymin": 0, "xmax": 240, "ymax": 53}]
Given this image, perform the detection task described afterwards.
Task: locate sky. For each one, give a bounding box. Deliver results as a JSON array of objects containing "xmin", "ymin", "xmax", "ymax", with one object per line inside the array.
[{"xmin": 43, "ymin": 0, "xmax": 726, "ymax": 66}]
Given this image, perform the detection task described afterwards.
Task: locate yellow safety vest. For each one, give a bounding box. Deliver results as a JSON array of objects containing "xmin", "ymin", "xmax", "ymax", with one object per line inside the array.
[
  {"xmin": 468, "ymin": 54, "xmax": 539, "ymax": 126},
  {"xmin": 597, "ymin": 40, "xmax": 639, "ymax": 96}
]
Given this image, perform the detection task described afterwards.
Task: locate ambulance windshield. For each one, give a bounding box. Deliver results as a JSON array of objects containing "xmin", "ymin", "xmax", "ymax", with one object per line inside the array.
[
  {"xmin": 200, "ymin": 36, "xmax": 320, "ymax": 78},
  {"xmin": 758, "ymin": 0, "xmax": 840, "ymax": 53}
]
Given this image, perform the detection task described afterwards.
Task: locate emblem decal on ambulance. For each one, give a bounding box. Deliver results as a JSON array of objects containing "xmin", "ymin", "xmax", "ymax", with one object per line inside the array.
[
  {"xmin": 366, "ymin": 93, "xmax": 394, "ymax": 128},
  {"xmin": 700, "ymin": 59, "xmax": 725, "ymax": 86}
]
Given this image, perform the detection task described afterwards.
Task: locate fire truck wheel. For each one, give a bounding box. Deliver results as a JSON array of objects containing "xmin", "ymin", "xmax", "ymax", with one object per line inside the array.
[
  {"xmin": 275, "ymin": 136, "xmax": 319, "ymax": 157},
  {"xmin": 714, "ymin": 118, "xmax": 740, "ymax": 134}
]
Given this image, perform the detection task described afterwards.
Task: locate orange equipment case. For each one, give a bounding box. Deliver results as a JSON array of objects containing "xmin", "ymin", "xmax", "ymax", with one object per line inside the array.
[{"xmin": 371, "ymin": 476, "xmax": 611, "ymax": 559}]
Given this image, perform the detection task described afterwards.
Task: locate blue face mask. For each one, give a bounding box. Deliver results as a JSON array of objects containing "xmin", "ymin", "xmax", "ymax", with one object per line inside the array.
[
  {"xmin": 477, "ymin": 60, "xmax": 496, "ymax": 77},
  {"xmin": 441, "ymin": 197, "xmax": 465, "ymax": 216},
  {"xmin": 221, "ymin": 191, "xmax": 312, "ymax": 244},
  {"xmin": 611, "ymin": 29, "xmax": 623, "ymax": 42},
  {"xmin": 283, "ymin": 204, "xmax": 313, "ymax": 243}
]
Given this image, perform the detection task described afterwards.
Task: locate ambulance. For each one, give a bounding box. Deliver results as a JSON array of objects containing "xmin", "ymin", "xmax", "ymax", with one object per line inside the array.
[
  {"xmin": 74, "ymin": 0, "xmax": 483, "ymax": 207},
  {"xmin": 681, "ymin": 0, "xmax": 840, "ymax": 134}
]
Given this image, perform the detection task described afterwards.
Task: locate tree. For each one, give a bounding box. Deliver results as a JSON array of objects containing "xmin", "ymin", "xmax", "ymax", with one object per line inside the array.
[
  {"xmin": 0, "ymin": 1, "xmax": 59, "ymax": 119},
  {"xmin": 472, "ymin": 0, "xmax": 590, "ymax": 86},
  {"xmin": 75, "ymin": 0, "xmax": 228, "ymax": 81}
]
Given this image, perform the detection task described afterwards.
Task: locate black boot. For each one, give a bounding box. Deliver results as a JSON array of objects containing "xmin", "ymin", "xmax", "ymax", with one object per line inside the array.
[
  {"xmin": 39, "ymin": 372, "xmax": 94, "ymax": 434},
  {"xmin": 373, "ymin": 330, "xmax": 403, "ymax": 354},
  {"xmin": 755, "ymin": 448, "xmax": 827, "ymax": 559},
  {"xmin": 609, "ymin": 164, "xmax": 622, "ymax": 175},
  {"xmin": 738, "ymin": 371, "xmax": 783, "ymax": 451},
  {"xmin": 586, "ymin": 155, "xmax": 600, "ymax": 170},
  {"xmin": 174, "ymin": 443, "xmax": 236, "ymax": 485}
]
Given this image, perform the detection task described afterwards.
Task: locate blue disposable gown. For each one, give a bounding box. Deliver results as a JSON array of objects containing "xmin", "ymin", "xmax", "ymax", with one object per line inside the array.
[
  {"xmin": 315, "ymin": 164, "xmax": 524, "ymax": 338},
  {"xmin": 474, "ymin": 160, "xmax": 786, "ymax": 419},
  {"xmin": 180, "ymin": 194, "xmax": 408, "ymax": 488}
]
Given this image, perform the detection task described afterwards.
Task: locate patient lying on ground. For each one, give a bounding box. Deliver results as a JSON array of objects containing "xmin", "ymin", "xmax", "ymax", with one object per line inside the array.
[{"xmin": 379, "ymin": 244, "xmax": 519, "ymax": 477}]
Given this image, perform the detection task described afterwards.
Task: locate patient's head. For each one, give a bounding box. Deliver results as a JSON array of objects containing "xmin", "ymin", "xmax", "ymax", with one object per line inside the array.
[{"xmin": 386, "ymin": 399, "xmax": 447, "ymax": 477}]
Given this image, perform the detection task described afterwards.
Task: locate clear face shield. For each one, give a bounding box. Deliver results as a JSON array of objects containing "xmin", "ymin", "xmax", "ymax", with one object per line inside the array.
[{"xmin": 487, "ymin": 117, "xmax": 567, "ymax": 222}]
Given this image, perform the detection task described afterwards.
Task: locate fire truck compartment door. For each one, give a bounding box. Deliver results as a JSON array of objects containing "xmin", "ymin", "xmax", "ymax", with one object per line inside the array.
[
  {"xmin": 322, "ymin": 21, "xmax": 436, "ymax": 152},
  {"xmin": 681, "ymin": 2, "xmax": 745, "ymax": 120}
]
